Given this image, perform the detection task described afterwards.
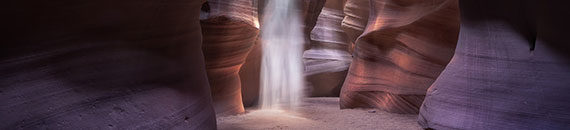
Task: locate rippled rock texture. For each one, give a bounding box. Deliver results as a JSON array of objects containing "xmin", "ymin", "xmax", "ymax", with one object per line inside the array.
[
  {"xmin": 0, "ymin": 0, "xmax": 216, "ymax": 129},
  {"xmin": 419, "ymin": 0, "xmax": 570, "ymax": 129},
  {"xmin": 200, "ymin": 0, "xmax": 259, "ymax": 115},
  {"xmin": 304, "ymin": 0, "xmax": 351, "ymax": 97},
  {"xmin": 340, "ymin": 0, "xmax": 460, "ymax": 114}
]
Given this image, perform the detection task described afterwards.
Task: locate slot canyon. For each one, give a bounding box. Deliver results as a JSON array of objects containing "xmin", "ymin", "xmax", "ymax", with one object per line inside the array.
[{"xmin": 1, "ymin": 0, "xmax": 569, "ymax": 129}]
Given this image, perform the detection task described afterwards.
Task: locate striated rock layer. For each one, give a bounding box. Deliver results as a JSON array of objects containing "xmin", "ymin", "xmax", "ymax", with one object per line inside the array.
[
  {"xmin": 299, "ymin": 0, "xmax": 327, "ymax": 49},
  {"xmin": 341, "ymin": 0, "xmax": 370, "ymax": 53},
  {"xmin": 419, "ymin": 0, "xmax": 570, "ymax": 129},
  {"xmin": 239, "ymin": 38, "xmax": 262, "ymax": 107},
  {"xmin": 0, "ymin": 0, "xmax": 216, "ymax": 129},
  {"xmin": 200, "ymin": 0, "xmax": 259, "ymax": 115},
  {"xmin": 304, "ymin": 0, "xmax": 351, "ymax": 97},
  {"xmin": 203, "ymin": 0, "xmax": 329, "ymax": 109},
  {"xmin": 340, "ymin": 0, "xmax": 460, "ymax": 114}
]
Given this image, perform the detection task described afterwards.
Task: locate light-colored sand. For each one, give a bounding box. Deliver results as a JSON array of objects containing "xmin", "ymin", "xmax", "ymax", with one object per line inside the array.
[{"xmin": 217, "ymin": 97, "xmax": 421, "ymax": 130}]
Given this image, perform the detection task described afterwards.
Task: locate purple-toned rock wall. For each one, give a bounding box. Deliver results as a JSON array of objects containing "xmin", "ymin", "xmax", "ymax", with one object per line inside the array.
[
  {"xmin": 0, "ymin": 0, "xmax": 216, "ymax": 129},
  {"xmin": 419, "ymin": 0, "xmax": 570, "ymax": 129}
]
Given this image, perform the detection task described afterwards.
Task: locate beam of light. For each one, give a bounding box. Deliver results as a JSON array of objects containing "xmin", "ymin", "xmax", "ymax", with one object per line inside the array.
[{"xmin": 259, "ymin": 0, "xmax": 304, "ymax": 110}]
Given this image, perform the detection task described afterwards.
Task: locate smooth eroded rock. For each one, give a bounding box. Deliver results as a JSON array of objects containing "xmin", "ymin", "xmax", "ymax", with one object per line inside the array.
[
  {"xmin": 341, "ymin": 0, "xmax": 370, "ymax": 53},
  {"xmin": 340, "ymin": 0, "xmax": 460, "ymax": 114},
  {"xmin": 419, "ymin": 0, "xmax": 570, "ymax": 129},
  {"xmin": 200, "ymin": 0, "xmax": 260, "ymax": 116},
  {"xmin": 0, "ymin": 0, "xmax": 216, "ymax": 129},
  {"xmin": 304, "ymin": 0, "xmax": 351, "ymax": 97}
]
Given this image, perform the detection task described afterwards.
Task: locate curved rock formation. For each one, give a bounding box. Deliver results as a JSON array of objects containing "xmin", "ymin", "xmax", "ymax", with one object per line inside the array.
[
  {"xmin": 239, "ymin": 38, "xmax": 262, "ymax": 107},
  {"xmin": 200, "ymin": 0, "xmax": 259, "ymax": 115},
  {"xmin": 304, "ymin": 0, "xmax": 351, "ymax": 97},
  {"xmin": 299, "ymin": 0, "xmax": 327, "ymax": 49},
  {"xmin": 419, "ymin": 0, "xmax": 570, "ymax": 129},
  {"xmin": 0, "ymin": 0, "xmax": 216, "ymax": 129},
  {"xmin": 341, "ymin": 0, "xmax": 370, "ymax": 53},
  {"xmin": 340, "ymin": 0, "xmax": 460, "ymax": 114}
]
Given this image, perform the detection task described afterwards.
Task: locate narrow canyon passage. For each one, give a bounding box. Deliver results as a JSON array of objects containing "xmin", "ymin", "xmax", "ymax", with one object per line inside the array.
[
  {"xmin": 216, "ymin": 0, "xmax": 449, "ymax": 129},
  {"xmin": 2, "ymin": 0, "xmax": 569, "ymax": 129}
]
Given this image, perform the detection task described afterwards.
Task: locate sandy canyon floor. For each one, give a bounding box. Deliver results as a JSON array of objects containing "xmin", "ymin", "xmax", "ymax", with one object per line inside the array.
[{"xmin": 216, "ymin": 98, "xmax": 421, "ymax": 130}]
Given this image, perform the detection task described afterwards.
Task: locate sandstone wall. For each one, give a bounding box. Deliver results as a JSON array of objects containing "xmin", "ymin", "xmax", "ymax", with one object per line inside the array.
[
  {"xmin": 0, "ymin": 0, "xmax": 216, "ymax": 129},
  {"xmin": 419, "ymin": 0, "xmax": 570, "ymax": 129},
  {"xmin": 340, "ymin": 0, "xmax": 460, "ymax": 114},
  {"xmin": 200, "ymin": 0, "xmax": 260, "ymax": 116},
  {"xmin": 304, "ymin": 0, "xmax": 351, "ymax": 97}
]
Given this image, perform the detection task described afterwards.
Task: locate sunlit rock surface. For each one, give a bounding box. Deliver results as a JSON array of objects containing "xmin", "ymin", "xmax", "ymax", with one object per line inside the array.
[
  {"xmin": 419, "ymin": 0, "xmax": 570, "ymax": 129},
  {"xmin": 200, "ymin": 0, "xmax": 259, "ymax": 116},
  {"xmin": 304, "ymin": 0, "xmax": 351, "ymax": 97},
  {"xmin": 340, "ymin": 0, "xmax": 460, "ymax": 114},
  {"xmin": 0, "ymin": 0, "xmax": 216, "ymax": 129}
]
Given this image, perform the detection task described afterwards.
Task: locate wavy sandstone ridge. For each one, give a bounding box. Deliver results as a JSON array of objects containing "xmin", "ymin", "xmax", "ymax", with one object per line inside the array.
[
  {"xmin": 340, "ymin": 0, "xmax": 460, "ymax": 114},
  {"xmin": 304, "ymin": 0, "xmax": 351, "ymax": 97},
  {"xmin": 200, "ymin": 0, "xmax": 259, "ymax": 116},
  {"xmin": 341, "ymin": 0, "xmax": 370, "ymax": 53},
  {"xmin": 419, "ymin": 1, "xmax": 570, "ymax": 129},
  {"xmin": 299, "ymin": 0, "xmax": 327, "ymax": 49},
  {"xmin": 0, "ymin": 0, "xmax": 216, "ymax": 129}
]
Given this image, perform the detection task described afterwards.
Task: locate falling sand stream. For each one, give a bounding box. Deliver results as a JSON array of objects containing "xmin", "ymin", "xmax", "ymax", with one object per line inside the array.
[{"xmin": 259, "ymin": 0, "xmax": 305, "ymax": 110}]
